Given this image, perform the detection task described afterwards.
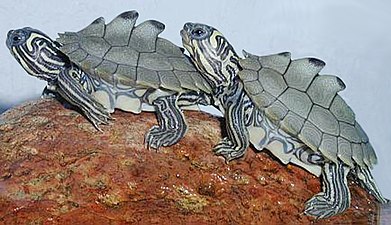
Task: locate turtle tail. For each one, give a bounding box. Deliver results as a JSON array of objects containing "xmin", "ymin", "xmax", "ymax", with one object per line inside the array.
[{"xmin": 354, "ymin": 165, "xmax": 389, "ymax": 204}]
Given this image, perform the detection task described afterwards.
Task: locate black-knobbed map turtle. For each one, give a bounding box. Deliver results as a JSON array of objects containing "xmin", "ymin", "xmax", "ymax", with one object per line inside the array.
[
  {"xmin": 6, "ymin": 11, "xmax": 212, "ymax": 149},
  {"xmin": 180, "ymin": 22, "xmax": 388, "ymax": 218}
]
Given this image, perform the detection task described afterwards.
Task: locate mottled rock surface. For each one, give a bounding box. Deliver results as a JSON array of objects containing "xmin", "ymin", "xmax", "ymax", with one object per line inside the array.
[{"xmin": 0, "ymin": 99, "xmax": 379, "ymax": 224}]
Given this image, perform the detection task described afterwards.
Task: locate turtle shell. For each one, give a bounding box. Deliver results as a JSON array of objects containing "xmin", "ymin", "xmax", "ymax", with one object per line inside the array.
[
  {"xmin": 56, "ymin": 11, "xmax": 211, "ymax": 94},
  {"xmin": 238, "ymin": 51, "xmax": 377, "ymax": 169}
]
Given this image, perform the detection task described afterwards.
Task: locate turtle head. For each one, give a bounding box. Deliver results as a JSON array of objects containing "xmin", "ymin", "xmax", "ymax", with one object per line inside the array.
[
  {"xmin": 6, "ymin": 27, "xmax": 68, "ymax": 82},
  {"xmin": 181, "ymin": 22, "xmax": 240, "ymax": 89}
]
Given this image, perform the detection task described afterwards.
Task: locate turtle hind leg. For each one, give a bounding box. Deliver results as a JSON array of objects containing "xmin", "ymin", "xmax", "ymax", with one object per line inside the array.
[
  {"xmin": 145, "ymin": 95, "xmax": 187, "ymax": 149},
  {"xmin": 305, "ymin": 161, "xmax": 351, "ymax": 219},
  {"xmin": 354, "ymin": 166, "xmax": 389, "ymax": 204}
]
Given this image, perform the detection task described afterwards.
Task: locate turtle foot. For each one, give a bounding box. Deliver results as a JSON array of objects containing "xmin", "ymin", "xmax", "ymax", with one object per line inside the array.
[
  {"xmin": 304, "ymin": 193, "xmax": 345, "ymax": 219},
  {"xmin": 145, "ymin": 125, "xmax": 184, "ymax": 149},
  {"xmin": 304, "ymin": 162, "xmax": 350, "ymax": 219},
  {"xmin": 213, "ymin": 137, "xmax": 247, "ymax": 162}
]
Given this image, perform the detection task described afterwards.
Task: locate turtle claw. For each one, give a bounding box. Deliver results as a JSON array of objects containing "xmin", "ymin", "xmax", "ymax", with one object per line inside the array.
[
  {"xmin": 88, "ymin": 114, "xmax": 112, "ymax": 131},
  {"xmin": 213, "ymin": 138, "xmax": 247, "ymax": 162},
  {"xmin": 41, "ymin": 83, "xmax": 58, "ymax": 99},
  {"xmin": 41, "ymin": 89, "xmax": 57, "ymax": 99},
  {"xmin": 84, "ymin": 104, "xmax": 112, "ymax": 131},
  {"xmin": 145, "ymin": 125, "xmax": 182, "ymax": 149},
  {"xmin": 304, "ymin": 194, "xmax": 340, "ymax": 219},
  {"xmin": 304, "ymin": 162, "xmax": 350, "ymax": 219}
]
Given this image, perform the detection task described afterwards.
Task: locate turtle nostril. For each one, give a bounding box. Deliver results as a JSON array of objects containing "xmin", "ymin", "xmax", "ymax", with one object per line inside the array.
[
  {"xmin": 183, "ymin": 23, "xmax": 193, "ymax": 32},
  {"xmin": 7, "ymin": 30, "xmax": 14, "ymax": 40},
  {"xmin": 6, "ymin": 30, "xmax": 15, "ymax": 49}
]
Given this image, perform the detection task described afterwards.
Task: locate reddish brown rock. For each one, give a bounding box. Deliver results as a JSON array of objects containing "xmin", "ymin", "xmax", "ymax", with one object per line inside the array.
[{"xmin": 0, "ymin": 99, "xmax": 379, "ymax": 224}]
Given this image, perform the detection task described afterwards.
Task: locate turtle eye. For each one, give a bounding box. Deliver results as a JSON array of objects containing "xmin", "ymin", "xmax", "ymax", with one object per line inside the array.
[
  {"xmin": 191, "ymin": 28, "xmax": 207, "ymax": 39},
  {"xmin": 13, "ymin": 35, "xmax": 22, "ymax": 42},
  {"xmin": 11, "ymin": 31, "xmax": 27, "ymax": 45}
]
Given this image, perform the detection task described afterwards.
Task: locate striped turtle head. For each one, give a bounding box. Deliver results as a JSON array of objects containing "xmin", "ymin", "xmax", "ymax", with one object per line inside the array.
[
  {"xmin": 6, "ymin": 27, "xmax": 68, "ymax": 82},
  {"xmin": 181, "ymin": 23, "xmax": 240, "ymax": 89}
]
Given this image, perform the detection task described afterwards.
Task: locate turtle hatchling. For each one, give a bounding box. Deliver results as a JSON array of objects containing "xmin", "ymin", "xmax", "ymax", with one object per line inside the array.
[
  {"xmin": 180, "ymin": 22, "xmax": 388, "ymax": 218},
  {"xmin": 6, "ymin": 11, "xmax": 212, "ymax": 149}
]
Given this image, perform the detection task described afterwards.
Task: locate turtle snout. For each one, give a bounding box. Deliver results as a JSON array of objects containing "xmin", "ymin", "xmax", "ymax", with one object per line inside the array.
[
  {"xmin": 180, "ymin": 23, "xmax": 193, "ymax": 44},
  {"xmin": 6, "ymin": 29, "xmax": 15, "ymax": 49},
  {"xmin": 183, "ymin": 22, "xmax": 195, "ymax": 32}
]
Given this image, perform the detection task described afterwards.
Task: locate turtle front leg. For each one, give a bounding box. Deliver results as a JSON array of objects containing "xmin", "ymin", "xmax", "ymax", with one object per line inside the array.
[
  {"xmin": 41, "ymin": 82, "xmax": 75, "ymax": 110},
  {"xmin": 145, "ymin": 95, "xmax": 187, "ymax": 149},
  {"xmin": 146, "ymin": 92, "xmax": 211, "ymax": 149},
  {"xmin": 56, "ymin": 68, "xmax": 111, "ymax": 129},
  {"xmin": 304, "ymin": 161, "xmax": 351, "ymax": 219},
  {"xmin": 214, "ymin": 82, "xmax": 250, "ymax": 161}
]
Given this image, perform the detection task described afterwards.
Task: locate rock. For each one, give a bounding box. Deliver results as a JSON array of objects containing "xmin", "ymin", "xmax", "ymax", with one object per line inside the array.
[{"xmin": 0, "ymin": 99, "xmax": 379, "ymax": 224}]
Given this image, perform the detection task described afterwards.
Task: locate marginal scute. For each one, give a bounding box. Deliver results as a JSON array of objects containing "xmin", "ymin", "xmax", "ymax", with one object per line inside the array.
[
  {"xmin": 362, "ymin": 142, "xmax": 377, "ymax": 168},
  {"xmin": 243, "ymin": 80, "xmax": 263, "ymax": 95},
  {"xmin": 258, "ymin": 68, "xmax": 287, "ymax": 97},
  {"xmin": 80, "ymin": 55, "xmax": 103, "ymax": 73},
  {"xmin": 337, "ymin": 137, "xmax": 354, "ymax": 167},
  {"xmin": 169, "ymin": 57, "xmax": 197, "ymax": 72},
  {"xmin": 278, "ymin": 88, "xmax": 312, "ymax": 118},
  {"xmin": 158, "ymin": 71, "xmax": 182, "ymax": 92},
  {"xmin": 355, "ymin": 122, "xmax": 369, "ymax": 143},
  {"xmin": 136, "ymin": 67, "xmax": 160, "ymax": 88},
  {"xmin": 68, "ymin": 48, "xmax": 88, "ymax": 63},
  {"xmin": 174, "ymin": 71, "xmax": 198, "ymax": 91},
  {"xmin": 307, "ymin": 75, "xmax": 346, "ymax": 108},
  {"xmin": 242, "ymin": 50, "xmax": 256, "ymax": 58},
  {"xmin": 299, "ymin": 121, "xmax": 323, "ymax": 151},
  {"xmin": 94, "ymin": 60, "xmax": 117, "ymax": 84},
  {"xmin": 239, "ymin": 53, "xmax": 261, "ymax": 71},
  {"xmin": 361, "ymin": 143, "xmax": 372, "ymax": 168},
  {"xmin": 116, "ymin": 75, "xmax": 136, "ymax": 88},
  {"xmin": 329, "ymin": 95, "xmax": 355, "ymax": 125},
  {"xmin": 279, "ymin": 111, "xmax": 305, "ymax": 136},
  {"xmin": 238, "ymin": 69, "xmax": 259, "ymax": 82},
  {"xmin": 104, "ymin": 11, "xmax": 139, "ymax": 46},
  {"xmin": 351, "ymin": 143, "xmax": 365, "ymax": 167},
  {"xmin": 284, "ymin": 58, "xmax": 325, "ymax": 91},
  {"xmin": 318, "ymin": 133, "xmax": 338, "ymax": 163},
  {"xmin": 339, "ymin": 122, "xmax": 361, "ymax": 143},
  {"xmin": 308, "ymin": 105, "xmax": 339, "ymax": 135},
  {"xmin": 128, "ymin": 20, "xmax": 165, "ymax": 53},
  {"xmin": 115, "ymin": 65, "xmax": 137, "ymax": 87},
  {"xmin": 57, "ymin": 32, "xmax": 79, "ymax": 46},
  {"xmin": 78, "ymin": 17, "xmax": 105, "ymax": 37},
  {"xmin": 59, "ymin": 42, "xmax": 79, "ymax": 55},
  {"xmin": 251, "ymin": 92, "xmax": 276, "ymax": 108},
  {"xmin": 366, "ymin": 144, "xmax": 378, "ymax": 166},
  {"xmin": 258, "ymin": 52, "xmax": 291, "ymax": 74},
  {"xmin": 190, "ymin": 72, "xmax": 212, "ymax": 94}
]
